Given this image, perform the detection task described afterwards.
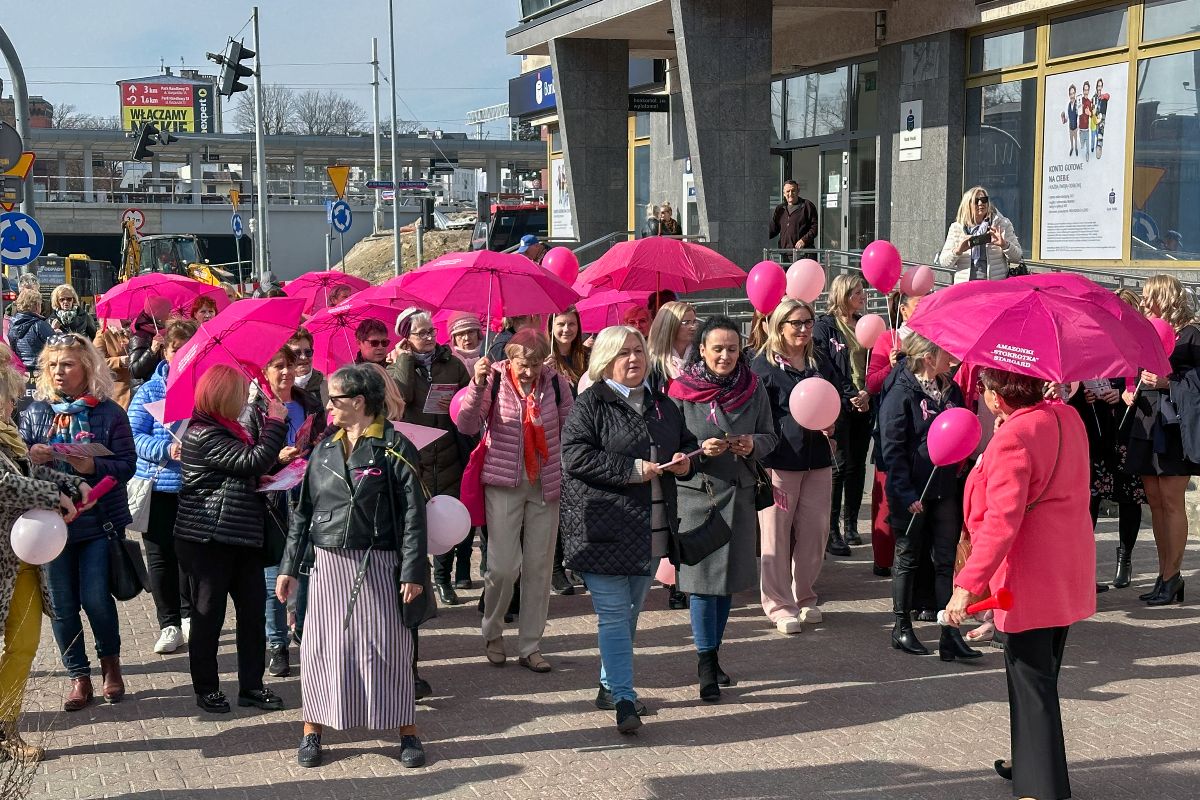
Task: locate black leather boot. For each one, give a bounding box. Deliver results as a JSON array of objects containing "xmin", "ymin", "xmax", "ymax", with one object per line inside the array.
[
  {"xmin": 1139, "ymin": 575, "xmax": 1164, "ymax": 601},
  {"xmin": 891, "ymin": 619, "xmax": 930, "ymax": 655},
  {"xmin": 713, "ymin": 647, "xmax": 731, "ymax": 686},
  {"xmin": 939, "ymin": 625, "xmax": 983, "ymax": 661},
  {"xmin": 1147, "ymin": 573, "xmax": 1185, "ymax": 606},
  {"xmin": 843, "ymin": 516, "xmax": 863, "ymax": 546},
  {"xmin": 1112, "ymin": 546, "xmax": 1132, "ymax": 589},
  {"xmin": 697, "ymin": 650, "xmax": 721, "ymax": 702},
  {"xmin": 826, "ymin": 528, "xmax": 852, "ymax": 557}
]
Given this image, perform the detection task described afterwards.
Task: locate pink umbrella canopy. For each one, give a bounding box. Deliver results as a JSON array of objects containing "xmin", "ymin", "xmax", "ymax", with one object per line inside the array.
[
  {"xmin": 354, "ymin": 277, "xmax": 436, "ymax": 310},
  {"xmin": 907, "ymin": 273, "xmax": 1171, "ymax": 383},
  {"xmin": 575, "ymin": 288, "xmax": 653, "ymax": 332},
  {"xmin": 96, "ymin": 274, "xmax": 229, "ymax": 320},
  {"xmin": 305, "ymin": 301, "xmax": 407, "ymax": 373},
  {"xmin": 163, "ymin": 297, "xmax": 305, "ymax": 423},
  {"xmin": 283, "ymin": 271, "xmax": 371, "ymax": 314},
  {"xmin": 576, "ymin": 237, "xmax": 747, "ymax": 293},
  {"xmin": 397, "ymin": 250, "xmax": 579, "ymax": 330}
]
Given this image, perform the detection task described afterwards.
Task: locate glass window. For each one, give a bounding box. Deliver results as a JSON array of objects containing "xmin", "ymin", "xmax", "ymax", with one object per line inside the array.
[
  {"xmin": 1048, "ymin": 6, "xmax": 1128, "ymax": 59},
  {"xmin": 1143, "ymin": 0, "xmax": 1200, "ymax": 41},
  {"xmin": 1131, "ymin": 51, "xmax": 1200, "ymax": 261},
  {"xmin": 852, "ymin": 61, "xmax": 879, "ymax": 133},
  {"xmin": 633, "ymin": 144, "xmax": 650, "ymax": 232},
  {"xmin": 549, "ymin": 127, "xmax": 562, "ymax": 153},
  {"xmin": 969, "ymin": 26, "xmax": 1037, "ymax": 73},
  {"xmin": 964, "ymin": 78, "xmax": 1038, "ymax": 252},
  {"xmin": 633, "ymin": 112, "xmax": 650, "ymax": 139},
  {"xmin": 785, "ymin": 66, "xmax": 848, "ymax": 140},
  {"xmin": 771, "ymin": 80, "xmax": 785, "ymax": 142}
]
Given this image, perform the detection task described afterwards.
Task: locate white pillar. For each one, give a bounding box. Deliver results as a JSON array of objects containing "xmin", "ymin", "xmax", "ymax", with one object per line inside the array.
[
  {"xmin": 191, "ymin": 150, "xmax": 203, "ymax": 204},
  {"xmin": 485, "ymin": 159, "xmax": 500, "ymax": 195},
  {"xmin": 82, "ymin": 147, "xmax": 95, "ymax": 203}
]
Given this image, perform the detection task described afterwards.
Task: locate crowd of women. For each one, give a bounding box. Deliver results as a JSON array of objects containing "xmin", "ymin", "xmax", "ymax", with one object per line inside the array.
[{"xmin": 1, "ymin": 239, "xmax": 1195, "ymax": 799}]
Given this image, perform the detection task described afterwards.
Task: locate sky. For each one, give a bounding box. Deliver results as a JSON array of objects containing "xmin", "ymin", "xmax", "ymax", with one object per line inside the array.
[{"xmin": 0, "ymin": 0, "xmax": 522, "ymax": 137}]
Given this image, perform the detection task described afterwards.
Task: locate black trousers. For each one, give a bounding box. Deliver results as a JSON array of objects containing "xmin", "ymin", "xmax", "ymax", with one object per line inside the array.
[
  {"xmin": 143, "ymin": 492, "xmax": 190, "ymax": 629},
  {"xmin": 1089, "ymin": 496, "xmax": 1141, "ymax": 551},
  {"xmin": 1004, "ymin": 626, "xmax": 1072, "ymax": 800},
  {"xmin": 434, "ymin": 529, "xmax": 474, "ymax": 585},
  {"xmin": 889, "ymin": 494, "xmax": 961, "ymax": 616},
  {"xmin": 831, "ymin": 410, "xmax": 873, "ymax": 531},
  {"xmin": 176, "ymin": 538, "xmax": 266, "ymax": 697}
]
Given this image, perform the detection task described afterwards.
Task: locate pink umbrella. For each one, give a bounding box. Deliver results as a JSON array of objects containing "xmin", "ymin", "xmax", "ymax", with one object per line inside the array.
[
  {"xmin": 283, "ymin": 271, "xmax": 371, "ymax": 314},
  {"xmin": 96, "ymin": 274, "xmax": 229, "ymax": 320},
  {"xmin": 576, "ymin": 237, "xmax": 747, "ymax": 293},
  {"xmin": 163, "ymin": 297, "xmax": 305, "ymax": 423},
  {"xmin": 575, "ymin": 288, "xmax": 653, "ymax": 332},
  {"xmin": 907, "ymin": 273, "xmax": 1171, "ymax": 383},
  {"xmin": 354, "ymin": 278, "xmax": 435, "ymax": 310},
  {"xmin": 305, "ymin": 301, "xmax": 407, "ymax": 373},
  {"xmin": 398, "ymin": 250, "xmax": 579, "ymax": 333}
]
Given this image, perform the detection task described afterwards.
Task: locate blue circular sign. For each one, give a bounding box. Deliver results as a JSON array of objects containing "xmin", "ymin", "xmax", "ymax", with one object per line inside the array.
[
  {"xmin": 331, "ymin": 200, "xmax": 353, "ymax": 234},
  {"xmin": 0, "ymin": 211, "xmax": 44, "ymax": 267},
  {"xmin": 231, "ymin": 213, "xmax": 244, "ymax": 239}
]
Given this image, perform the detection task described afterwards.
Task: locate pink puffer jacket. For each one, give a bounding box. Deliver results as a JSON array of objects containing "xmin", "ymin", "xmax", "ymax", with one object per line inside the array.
[{"xmin": 457, "ymin": 360, "xmax": 575, "ymax": 502}]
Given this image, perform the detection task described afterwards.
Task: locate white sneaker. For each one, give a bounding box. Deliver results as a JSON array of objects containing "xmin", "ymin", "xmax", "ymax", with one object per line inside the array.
[
  {"xmin": 181, "ymin": 617, "xmax": 191, "ymax": 643},
  {"xmin": 776, "ymin": 617, "xmax": 802, "ymax": 635},
  {"xmin": 154, "ymin": 625, "xmax": 183, "ymax": 654},
  {"xmin": 799, "ymin": 607, "xmax": 823, "ymax": 624}
]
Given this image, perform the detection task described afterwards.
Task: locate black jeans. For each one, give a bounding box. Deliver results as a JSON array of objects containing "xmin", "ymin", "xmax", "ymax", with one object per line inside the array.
[
  {"xmin": 1004, "ymin": 626, "xmax": 1072, "ymax": 800},
  {"xmin": 832, "ymin": 410, "xmax": 873, "ymax": 531},
  {"xmin": 176, "ymin": 538, "xmax": 266, "ymax": 697},
  {"xmin": 434, "ymin": 529, "xmax": 474, "ymax": 585},
  {"xmin": 889, "ymin": 495, "xmax": 961, "ymax": 618},
  {"xmin": 143, "ymin": 492, "xmax": 190, "ymax": 629}
]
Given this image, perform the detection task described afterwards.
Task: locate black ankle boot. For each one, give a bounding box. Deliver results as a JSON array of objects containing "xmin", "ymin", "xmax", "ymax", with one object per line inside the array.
[
  {"xmin": 843, "ymin": 518, "xmax": 862, "ymax": 546},
  {"xmin": 1147, "ymin": 573, "xmax": 1185, "ymax": 606},
  {"xmin": 939, "ymin": 625, "xmax": 983, "ymax": 661},
  {"xmin": 826, "ymin": 528, "xmax": 852, "ymax": 557},
  {"xmin": 1112, "ymin": 546, "xmax": 1132, "ymax": 588},
  {"xmin": 697, "ymin": 650, "xmax": 721, "ymax": 702},
  {"xmin": 1139, "ymin": 575, "xmax": 1164, "ymax": 601},
  {"xmin": 891, "ymin": 620, "xmax": 930, "ymax": 656},
  {"xmin": 713, "ymin": 648, "xmax": 730, "ymax": 686}
]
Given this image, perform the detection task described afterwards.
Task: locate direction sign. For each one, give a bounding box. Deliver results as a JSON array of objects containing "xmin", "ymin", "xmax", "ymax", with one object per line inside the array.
[
  {"xmin": 325, "ymin": 199, "xmax": 334, "ymax": 225},
  {"xmin": 326, "ymin": 165, "xmax": 351, "ymax": 199},
  {"xmin": 122, "ymin": 207, "xmax": 146, "ymax": 232},
  {"xmin": 231, "ymin": 213, "xmax": 244, "ymax": 239},
  {"xmin": 330, "ymin": 200, "xmax": 353, "ymax": 234},
  {"xmin": 366, "ymin": 180, "xmax": 393, "ymax": 190},
  {"xmin": 0, "ymin": 212, "xmax": 45, "ymax": 267},
  {"xmin": 397, "ymin": 180, "xmax": 429, "ymax": 190}
]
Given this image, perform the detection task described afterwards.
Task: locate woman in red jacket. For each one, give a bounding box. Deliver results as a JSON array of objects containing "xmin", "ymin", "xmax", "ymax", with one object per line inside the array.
[{"xmin": 946, "ymin": 368, "xmax": 1095, "ymax": 800}]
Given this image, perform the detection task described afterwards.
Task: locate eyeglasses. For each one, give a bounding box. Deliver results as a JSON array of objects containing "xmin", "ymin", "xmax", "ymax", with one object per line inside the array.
[
  {"xmin": 974, "ymin": 195, "xmax": 990, "ymax": 204},
  {"xmin": 363, "ymin": 338, "xmax": 390, "ymax": 348},
  {"xmin": 975, "ymin": 378, "xmax": 994, "ymax": 394},
  {"xmin": 680, "ymin": 319, "xmax": 699, "ymax": 327},
  {"xmin": 289, "ymin": 348, "xmax": 314, "ymax": 358},
  {"xmin": 328, "ymin": 394, "xmax": 359, "ymax": 402},
  {"xmin": 410, "ymin": 329, "xmax": 436, "ymax": 339},
  {"xmin": 783, "ymin": 319, "xmax": 816, "ymax": 330}
]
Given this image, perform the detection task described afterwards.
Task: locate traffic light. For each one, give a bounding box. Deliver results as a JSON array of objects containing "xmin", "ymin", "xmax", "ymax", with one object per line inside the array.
[
  {"xmin": 207, "ymin": 40, "xmax": 255, "ymax": 97},
  {"xmin": 130, "ymin": 123, "xmax": 178, "ymax": 162}
]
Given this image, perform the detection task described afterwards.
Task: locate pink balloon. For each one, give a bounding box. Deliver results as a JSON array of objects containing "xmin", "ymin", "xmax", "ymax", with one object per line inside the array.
[
  {"xmin": 655, "ymin": 557, "xmax": 676, "ymax": 585},
  {"xmin": 10, "ymin": 509, "xmax": 68, "ymax": 565},
  {"xmin": 861, "ymin": 240, "xmax": 902, "ymax": 294},
  {"xmin": 448, "ymin": 386, "xmax": 470, "ymax": 426},
  {"xmin": 576, "ymin": 372, "xmax": 594, "ymax": 394},
  {"xmin": 788, "ymin": 376, "xmax": 841, "ymax": 431},
  {"xmin": 747, "ymin": 261, "xmax": 787, "ymax": 314},
  {"xmin": 1150, "ymin": 317, "xmax": 1177, "ymax": 358},
  {"xmin": 855, "ymin": 314, "xmax": 886, "ymax": 348},
  {"xmin": 542, "ymin": 247, "xmax": 579, "ymax": 285},
  {"xmin": 785, "ymin": 259, "xmax": 826, "ymax": 303},
  {"xmin": 425, "ymin": 495, "xmax": 471, "ymax": 556},
  {"xmin": 927, "ymin": 407, "xmax": 983, "ymax": 467},
  {"xmin": 899, "ymin": 265, "xmax": 935, "ymax": 297}
]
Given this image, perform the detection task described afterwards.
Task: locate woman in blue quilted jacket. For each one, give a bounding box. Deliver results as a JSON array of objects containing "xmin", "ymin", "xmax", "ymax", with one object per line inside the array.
[{"xmin": 127, "ymin": 320, "xmax": 196, "ymax": 657}]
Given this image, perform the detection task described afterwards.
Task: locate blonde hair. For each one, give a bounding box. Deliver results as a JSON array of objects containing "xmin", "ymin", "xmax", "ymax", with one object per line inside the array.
[
  {"xmin": 954, "ymin": 186, "xmax": 997, "ymax": 228},
  {"xmin": 588, "ymin": 325, "xmax": 645, "ymax": 382},
  {"xmin": 193, "ymin": 364, "xmax": 249, "ymax": 420},
  {"xmin": 659, "ymin": 201, "xmax": 673, "ymax": 215},
  {"xmin": 364, "ymin": 362, "xmax": 405, "ymax": 419},
  {"xmin": 762, "ymin": 298, "xmax": 817, "ymax": 368},
  {"xmin": 647, "ymin": 301, "xmax": 694, "ymax": 379},
  {"xmin": 1116, "ymin": 287, "xmax": 1140, "ymax": 309},
  {"xmin": 1141, "ymin": 274, "xmax": 1195, "ymax": 331},
  {"xmin": 13, "ymin": 289, "xmax": 43, "ymax": 315},
  {"xmin": 35, "ymin": 333, "xmax": 115, "ymax": 401},
  {"xmin": 747, "ymin": 311, "xmax": 769, "ymax": 352},
  {"xmin": 51, "ymin": 284, "xmax": 80, "ymax": 308},
  {"xmin": 904, "ymin": 332, "xmax": 946, "ymax": 374},
  {"xmin": 646, "ymin": 202, "xmax": 659, "ymax": 218},
  {"xmin": 827, "ymin": 273, "xmax": 865, "ymax": 318},
  {"xmin": 0, "ymin": 345, "xmax": 23, "ymax": 406},
  {"xmin": 505, "ymin": 327, "xmax": 551, "ymax": 363}
]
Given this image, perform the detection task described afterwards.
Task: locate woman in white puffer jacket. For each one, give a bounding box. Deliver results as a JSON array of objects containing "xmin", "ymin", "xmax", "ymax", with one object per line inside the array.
[{"xmin": 938, "ymin": 187, "xmax": 1023, "ymax": 283}]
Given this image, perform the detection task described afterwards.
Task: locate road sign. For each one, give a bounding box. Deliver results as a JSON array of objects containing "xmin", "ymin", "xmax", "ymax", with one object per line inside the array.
[
  {"xmin": 381, "ymin": 190, "xmax": 395, "ymax": 201},
  {"xmin": 397, "ymin": 180, "xmax": 429, "ymax": 190},
  {"xmin": 232, "ymin": 213, "xmax": 244, "ymax": 239},
  {"xmin": 229, "ymin": 189, "xmax": 240, "ymax": 211},
  {"xmin": 326, "ymin": 165, "xmax": 351, "ymax": 199},
  {"xmin": 330, "ymin": 200, "xmax": 353, "ymax": 234},
  {"xmin": 122, "ymin": 207, "xmax": 146, "ymax": 232},
  {"xmin": 0, "ymin": 212, "xmax": 45, "ymax": 267},
  {"xmin": 366, "ymin": 180, "xmax": 392, "ymax": 190},
  {"xmin": 0, "ymin": 150, "xmax": 35, "ymax": 212},
  {"xmin": 0, "ymin": 176, "xmax": 22, "ymax": 210}
]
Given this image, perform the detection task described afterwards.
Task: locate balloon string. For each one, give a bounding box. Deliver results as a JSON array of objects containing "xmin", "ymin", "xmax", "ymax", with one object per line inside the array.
[{"xmin": 901, "ymin": 467, "xmax": 939, "ymax": 539}]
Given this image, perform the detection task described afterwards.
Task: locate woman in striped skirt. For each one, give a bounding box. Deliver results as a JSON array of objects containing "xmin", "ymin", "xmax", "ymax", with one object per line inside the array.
[{"xmin": 276, "ymin": 364, "xmax": 429, "ymax": 769}]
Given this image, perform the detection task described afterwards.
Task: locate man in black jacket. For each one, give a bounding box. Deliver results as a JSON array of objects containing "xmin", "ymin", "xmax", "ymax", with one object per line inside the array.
[{"xmin": 769, "ymin": 180, "xmax": 819, "ymax": 250}]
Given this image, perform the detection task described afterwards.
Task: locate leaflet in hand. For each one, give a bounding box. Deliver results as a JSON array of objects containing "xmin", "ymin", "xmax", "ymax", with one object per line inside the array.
[
  {"xmin": 51, "ymin": 443, "xmax": 114, "ymax": 460},
  {"xmin": 258, "ymin": 458, "xmax": 308, "ymax": 492},
  {"xmin": 655, "ymin": 447, "xmax": 702, "ymax": 470},
  {"xmin": 422, "ymin": 384, "xmax": 459, "ymax": 416}
]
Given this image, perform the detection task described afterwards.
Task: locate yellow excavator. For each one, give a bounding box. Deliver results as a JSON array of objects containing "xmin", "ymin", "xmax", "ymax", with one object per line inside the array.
[{"xmin": 119, "ymin": 219, "xmax": 234, "ymax": 286}]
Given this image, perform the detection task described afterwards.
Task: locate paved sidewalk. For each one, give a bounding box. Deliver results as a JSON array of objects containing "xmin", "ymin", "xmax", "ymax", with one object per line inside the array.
[{"xmin": 17, "ymin": 521, "xmax": 1200, "ymax": 800}]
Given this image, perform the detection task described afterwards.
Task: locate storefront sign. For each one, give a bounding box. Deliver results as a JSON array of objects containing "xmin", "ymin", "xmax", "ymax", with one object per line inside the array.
[
  {"xmin": 629, "ymin": 94, "xmax": 669, "ymax": 113},
  {"xmin": 1039, "ymin": 64, "xmax": 1127, "ymax": 260},
  {"xmin": 119, "ymin": 80, "xmax": 216, "ymax": 134},
  {"xmin": 508, "ymin": 67, "xmax": 557, "ymax": 119},
  {"xmin": 899, "ymin": 100, "xmax": 922, "ymax": 150},
  {"xmin": 550, "ymin": 156, "xmax": 574, "ymax": 239}
]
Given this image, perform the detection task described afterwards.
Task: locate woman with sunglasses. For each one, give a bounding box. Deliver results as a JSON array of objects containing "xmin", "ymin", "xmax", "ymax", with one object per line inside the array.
[{"xmin": 937, "ymin": 187, "xmax": 1023, "ymax": 283}]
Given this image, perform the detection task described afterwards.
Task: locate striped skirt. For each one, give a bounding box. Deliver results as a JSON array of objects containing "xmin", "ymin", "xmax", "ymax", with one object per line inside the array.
[{"xmin": 301, "ymin": 547, "xmax": 414, "ymax": 730}]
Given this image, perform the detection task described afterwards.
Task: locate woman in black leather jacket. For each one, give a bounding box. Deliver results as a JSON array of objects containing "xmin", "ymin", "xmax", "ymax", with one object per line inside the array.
[
  {"xmin": 275, "ymin": 363, "xmax": 428, "ymax": 770},
  {"xmin": 175, "ymin": 363, "xmax": 287, "ymax": 715}
]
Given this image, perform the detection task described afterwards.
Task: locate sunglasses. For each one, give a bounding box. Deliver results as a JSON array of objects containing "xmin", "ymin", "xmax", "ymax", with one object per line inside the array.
[
  {"xmin": 328, "ymin": 393, "xmax": 359, "ymax": 402},
  {"xmin": 289, "ymin": 348, "xmax": 314, "ymax": 358},
  {"xmin": 974, "ymin": 196, "xmax": 990, "ymax": 204},
  {"xmin": 47, "ymin": 333, "xmax": 85, "ymax": 347},
  {"xmin": 363, "ymin": 338, "xmax": 390, "ymax": 348}
]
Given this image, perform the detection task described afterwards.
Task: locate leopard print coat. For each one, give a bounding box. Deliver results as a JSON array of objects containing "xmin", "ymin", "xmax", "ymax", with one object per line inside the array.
[{"xmin": 0, "ymin": 449, "xmax": 85, "ymax": 628}]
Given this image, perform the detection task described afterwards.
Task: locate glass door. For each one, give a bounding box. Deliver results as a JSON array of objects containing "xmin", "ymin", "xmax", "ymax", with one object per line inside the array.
[
  {"xmin": 819, "ymin": 148, "xmax": 848, "ymax": 250},
  {"xmin": 848, "ymin": 138, "xmax": 878, "ymax": 250},
  {"xmin": 817, "ymin": 139, "xmax": 878, "ymax": 252}
]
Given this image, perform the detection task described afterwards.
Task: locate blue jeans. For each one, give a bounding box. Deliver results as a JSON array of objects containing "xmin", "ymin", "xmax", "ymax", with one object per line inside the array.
[
  {"xmin": 263, "ymin": 566, "xmax": 288, "ymax": 649},
  {"xmin": 689, "ymin": 593, "xmax": 733, "ymax": 653},
  {"xmin": 581, "ymin": 572, "xmax": 653, "ymax": 704},
  {"xmin": 47, "ymin": 537, "xmax": 122, "ymax": 678}
]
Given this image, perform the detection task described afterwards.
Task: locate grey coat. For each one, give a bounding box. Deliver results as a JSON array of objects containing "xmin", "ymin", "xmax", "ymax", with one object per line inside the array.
[{"xmin": 672, "ymin": 382, "xmax": 777, "ymax": 596}]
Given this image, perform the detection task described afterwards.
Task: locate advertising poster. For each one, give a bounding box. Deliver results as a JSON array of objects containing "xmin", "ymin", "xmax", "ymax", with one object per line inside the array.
[
  {"xmin": 1039, "ymin": 63, "xmax": 1127, "ymax": 260},
  {"xmin": 550, "ymin": 156, "xmax": 574, "ymax": 239},
  {"xmin": 120, "ymin": 81, "xmax": 216, "ymax": 133}
]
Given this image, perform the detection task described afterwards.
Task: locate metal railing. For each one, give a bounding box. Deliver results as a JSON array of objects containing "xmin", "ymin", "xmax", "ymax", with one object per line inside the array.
[{"xmin": 31, "ymin": 176, "xmax": 427, "ymax": 207}]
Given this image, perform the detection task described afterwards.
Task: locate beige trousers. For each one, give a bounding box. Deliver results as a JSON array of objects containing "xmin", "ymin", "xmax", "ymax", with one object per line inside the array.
[{"xmin": 758, "ymin": 467, "xmax": 833, "ymax": 621}]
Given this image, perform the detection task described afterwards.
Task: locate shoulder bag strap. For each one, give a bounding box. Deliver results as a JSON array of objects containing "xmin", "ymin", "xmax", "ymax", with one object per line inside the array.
[{"xmin": 1025, "ymin": 411, "xmax": 1063, "ymax": 513}]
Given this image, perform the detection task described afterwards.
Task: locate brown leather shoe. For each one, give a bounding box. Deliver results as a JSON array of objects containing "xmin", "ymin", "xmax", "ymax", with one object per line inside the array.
[
  {"xmin": 518, "ymin": 651, "xmax": 551, "ymax": 673},
  {"xmin": 63, "ymin": 677, "xmax": 93, "ymax": 712},
  {"xmin": 485, "ymin": 637, "xmax": 506, "ymax": 666},
  {"xmin": 100, "ymin": 656, "xmax": 125, "ymax": 703}
]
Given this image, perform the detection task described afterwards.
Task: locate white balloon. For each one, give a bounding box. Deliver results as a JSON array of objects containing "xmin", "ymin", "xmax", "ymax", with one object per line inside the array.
[
  {"xmin": 576, "ymin": 373, "xmax": 594, "ymax": 394},
  {"xmin": 11, "ymin": 509, "xmax": 68, "ymax": 565},
  {"xmin": 425, "ymin": 495, "xmax": 471, "ymax": 556}
]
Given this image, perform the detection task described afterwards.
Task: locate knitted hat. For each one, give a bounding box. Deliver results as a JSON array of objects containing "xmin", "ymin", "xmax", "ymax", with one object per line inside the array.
[{"xmin": 448, "ymin": 311, "xmax": 483, "ymax": 337}]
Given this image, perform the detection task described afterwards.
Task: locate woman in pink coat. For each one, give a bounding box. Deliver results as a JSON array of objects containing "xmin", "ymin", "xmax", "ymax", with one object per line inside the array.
[{"xmin": 946, "ymin": 367, "xmax": 1095, "ymax": 800}]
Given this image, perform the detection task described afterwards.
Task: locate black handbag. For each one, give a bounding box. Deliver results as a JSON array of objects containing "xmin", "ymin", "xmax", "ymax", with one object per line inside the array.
[
  {"xmin": 383, "ymin": 438, "xmax": 438, "ymax": 628},
  {"xmin": 104, "ymin": 521, "xmax": 149, "ymax": 602},
  {"xmin": 752, "ymin": 461, "xmax": 774, "ymax": 511},
  {"xmin": 671, "ymin": 478, "xmax": 733, "ymax": 566}
]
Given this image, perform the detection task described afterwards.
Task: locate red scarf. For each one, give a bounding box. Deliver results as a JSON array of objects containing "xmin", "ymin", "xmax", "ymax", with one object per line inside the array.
[
  {"xmin": 209, "ymin": 413, "xmax": 254, "ymax": 446},
  {"xmin": 508, "ymin": 367, "xmax": 548, "ymax": 483}
]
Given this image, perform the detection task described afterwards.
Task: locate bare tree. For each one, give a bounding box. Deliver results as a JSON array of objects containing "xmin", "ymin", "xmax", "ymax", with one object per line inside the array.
[
  {"xmin": 290, "ymin": 90, "xmax": 368, "ymax": 136},
  {"xmin": 232, "ymin": 84, "xmax": 295, "ymax": 134},
  {"xmin": 53, "ymin": 104, "xmax": 120, "ymax": 130}
]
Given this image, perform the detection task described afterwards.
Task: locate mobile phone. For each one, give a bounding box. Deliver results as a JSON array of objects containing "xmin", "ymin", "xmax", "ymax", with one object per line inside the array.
[{"xmin": 968, "ymin": 233, "xmax": 991, "ymax": 248}]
